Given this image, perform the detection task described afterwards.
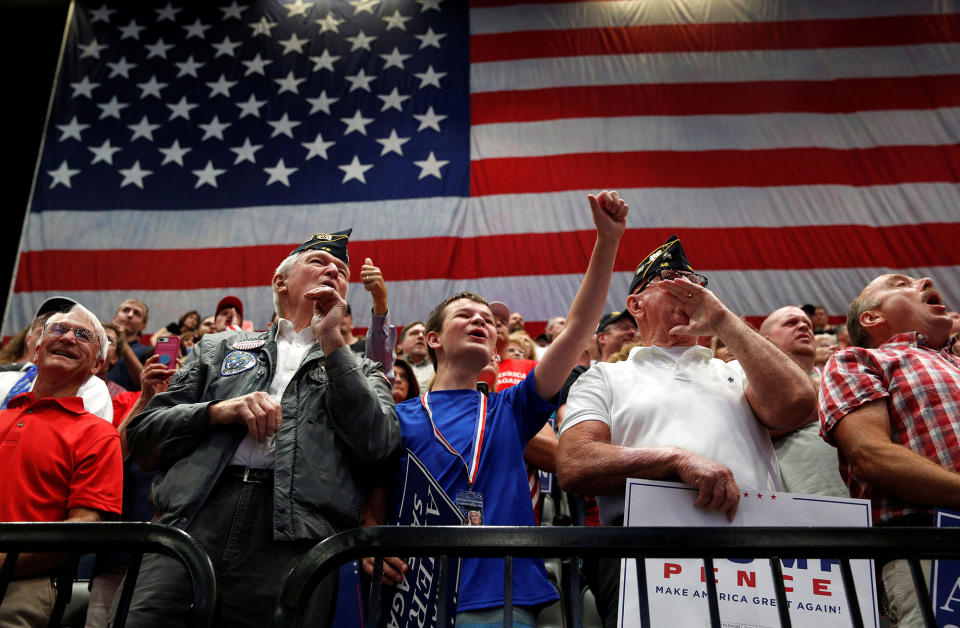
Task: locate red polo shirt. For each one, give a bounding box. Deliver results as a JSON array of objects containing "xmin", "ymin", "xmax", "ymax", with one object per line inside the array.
[{"xmin": 0, "ymin": 393, "xmax": 123, "ymax": 522}]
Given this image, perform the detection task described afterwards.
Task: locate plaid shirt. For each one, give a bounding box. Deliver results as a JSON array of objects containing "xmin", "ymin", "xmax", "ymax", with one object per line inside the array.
[{"xmin": 820, "ymin": 332, "xmax": 960, "ymax": 524}]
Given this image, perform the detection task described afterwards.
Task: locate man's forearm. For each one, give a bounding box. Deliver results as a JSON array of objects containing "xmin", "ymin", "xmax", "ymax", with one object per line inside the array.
[
  {"xmin": 717, "ymin": 314, "xmax": 816, "ymax": 429},
  {"xmin": 848, "ymin": 439, "xmax": 960, "ymax": 511},
  {"xmin": 558, "ymin": 438, "xmax": 684, "ymax": 495}
]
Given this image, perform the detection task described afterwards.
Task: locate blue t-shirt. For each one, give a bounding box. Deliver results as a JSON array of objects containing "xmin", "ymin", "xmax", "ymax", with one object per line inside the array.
[{"xmin": 394, "ymin": 370, "xmax": 559, "ymax": 611}]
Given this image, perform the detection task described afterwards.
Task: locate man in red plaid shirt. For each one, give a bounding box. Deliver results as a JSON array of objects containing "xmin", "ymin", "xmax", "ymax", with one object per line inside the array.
[{"xmin": 820, "ymin": 273, "xmax": 960, "ymax": 627}]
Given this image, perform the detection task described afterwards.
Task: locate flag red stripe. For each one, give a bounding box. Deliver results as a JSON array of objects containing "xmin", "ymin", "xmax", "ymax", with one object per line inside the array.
[
  {"xmin": 470, "ymin": 14, "xmax": 960, "ymax": 62},
  {"xmin": 470, "ymin": 145, "xmax": 960, "ymax": 195},
  {"xmin": 471, "ymin": 75, "xmax": 960, "ymax": 124},
  {"xmin": 16, "ymin": 223, "xmax": 960, "ymax": 291}
]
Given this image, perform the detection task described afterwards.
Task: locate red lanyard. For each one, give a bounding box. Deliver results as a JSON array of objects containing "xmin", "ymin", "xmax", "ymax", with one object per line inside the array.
[{"xmin": 421, "ymin": 391, "xmax": 488, "ymax": 487}]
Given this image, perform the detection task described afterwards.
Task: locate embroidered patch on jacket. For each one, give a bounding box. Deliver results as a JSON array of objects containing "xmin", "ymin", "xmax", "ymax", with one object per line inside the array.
[
  {"xmin": 233, "ymin": 339, "xmax": 266, "ymax": 351},
  {"xmin": 221, "ymin": 350, "xmax": 258, "ymax": 376}
]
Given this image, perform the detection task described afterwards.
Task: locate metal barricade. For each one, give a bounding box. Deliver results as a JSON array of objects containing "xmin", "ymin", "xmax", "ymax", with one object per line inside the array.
[
  {"xmin": 0, "ymin": 522, "xmax": 218, "ymax": 628},
  {"xmin": 274, "ymin": 525, "xmax": 960, "ymax": 628}
]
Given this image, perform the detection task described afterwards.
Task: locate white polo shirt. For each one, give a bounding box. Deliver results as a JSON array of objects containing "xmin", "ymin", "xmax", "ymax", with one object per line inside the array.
[{"xmin": 561, "ymin": 344, "xmax": 780, "ymax": 524}]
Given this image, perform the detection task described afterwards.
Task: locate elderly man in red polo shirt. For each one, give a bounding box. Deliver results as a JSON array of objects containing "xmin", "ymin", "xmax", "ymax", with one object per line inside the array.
[{"xmin": 0, "ymin": 303, "xmax": 123, "ymax": 627}]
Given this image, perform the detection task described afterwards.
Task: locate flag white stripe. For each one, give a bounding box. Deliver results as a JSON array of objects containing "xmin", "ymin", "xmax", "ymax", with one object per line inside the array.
[
  {"xmin": 471, "ymin": 0, "xmax": 960, "ymax": 35},
  {"xmin": 471, "ymin": 108, "xmax": 960, "ymax": 157},
  {"xmin": 7, "ymin": 267, "xmax": 960, "ymax": 334},
  {"xmin": 22, "ymin": 183, "xmax": 960, "ymax": 252},
  {"xmin": 471, "ymin": 44, "xmax": 960, "ymax": 93}
]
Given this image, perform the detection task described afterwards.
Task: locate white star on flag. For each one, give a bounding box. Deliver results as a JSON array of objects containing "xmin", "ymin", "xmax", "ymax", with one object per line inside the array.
[
  {"xmin": 345, "ymin": 69, "xmax": 376, "ymax": 92},
  {"xmin": 198, "ymin": 116, "xmax": 232, "ymax": 141},
  {"xmin": 106, "ymin": 57, "xmax": 136, "ymax": 79},
  {"xmin": 138, "ymin": 76, "xmax": 168, "ymax": 99},
  {"xmin": 413, "ymin": 152, "xmax": 449, "ymax": 179},
  {"xmin": 183, "ymin": 19, "xmax": 212, "ymax": 39},
  {"xmin": 167, "ymin": 96, "xmax": 198, "ymax": 120},
  {"xmin": 230, "ymin": 138, "xmax": 262, "ymax": 164},
  {"xmin": 88, "ymin": 4, "xmax": 116, "ymax": 23},
  {"xmin": 275, "ymin": 71, "xmax": 306, "ymax": 95},
  {"xmin": 283, "ymin": 0, "xmax": 311, "ymax": 18},
  {"xmin": 219, "ymin": 1, "xmax": 244, "ymax": 20},
  {"xmin": 175, "ymin": 56, "xmax": 204, "ymax": 78},
  {"xmin": 382, "ymin": 10, "xmax": 411, "ymax": 30},
  {"xmin": 307, "ymin": 91, "xmax": 338, "ymax": 115},
  {"xmin": 145, "ymin": 38, "xmax": 175, "ymax": 59},
  {"xmin": 212, "ymin": 37, "xmax": 242, "ymax": 58},
  {"xmin": 338, "ymin": 155, "xmax": 373, "ymax": 183},
  {"xmin": 206, "ymin": 75, "xmax": 237, "ymax": 98},
  {"xmin": 97, "ymin": 96, "xmax": 128, "ymax": 120},
  {"xmin": 236, "ymin": 94, "xmax": 267, "ymax": 118},
  {"xmin": 155, "ymin": 3, "xmax": 181, "ymax": 21},
  {"xmin": 128, "ymin": 116, "xmax": 161, "ymax": 141},
  {"xmin": 378, "ymin": 88, "xmax": 410, "ymax": 112},
  {"xmin": 70, "ymin": 77, "xmax": 99, "ymax": 99},
  {"xmin": 279, "ymin": 34, "xmax": 308, "ymax": 54},
  {"xmin": 48, "ymin": 160, "xmax": 81, "ymax": 188},
  {"xmin": 346, "ymin": 30, "xmax": 376, "ymax": 51},
  {"xmin": 380, "ymin": 47, "xmax": 411, "ymax": 70},
  {"xmin": 414, "ymin": 66, "xmax": 446, "ymax": 89},
  {"xmin": 415, "ymin": 27, "xmax": 446, "ymax": 49},
  {"xmin": 192, "ymin": 161, "xmax": 226, "ymax": 188},
  {"xmin": 158, "ymin": 140, "xmax": 192, "ymax": 166},
  {"xmin": 242, "ymin": 54, "xmax": 273, "ymax": 76},
  {"xmin": 264, "ymin": 159, "xmax": 298, "ymax": 186},
  {"xmin": 57, "ymin": 116, "xmax": 89, "ymax": 142},
  {"xmin": 340, "ymin": 110, "xmax": 374, "ymax": 136},
  {"xmin": 89, "ymin": 139, "xmax": 122, "ymax": 165},
  {"xmin": 302, "ymin": 133, "xmax": 335, "ymax": 160},
  {"xmin": 249, "ymin": 17, "xmax": 277, "ymax": 37},
  {"xmin": 376, "ymin": 129, "xmax": 410, "ymax": 156},
  {"xmin": 309, "ymin": 50, "xmax": 340, "ymax": 73},
  {"xmin": 78, "ymin": 38, "xmax": 108, "ymax": 59},
  {"xmin": 315, "ymin": 14, "xmax": 343, "ymax": 33},
  {"xmin": 118, "ymin": 161, "xmax": 153, "ymax": 189},
  {"xmin": 413, "ymin": 106, "xmax": 446, "ymax": 132},
  {"xmin": 267, "ymin": 113, "xmax": 301, "ymax": 138},
  {"xmin": 118, "ymin": 20, "xmax": 146, "ymax": 40}
]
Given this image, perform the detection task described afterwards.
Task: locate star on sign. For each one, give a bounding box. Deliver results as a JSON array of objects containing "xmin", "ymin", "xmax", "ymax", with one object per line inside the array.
[
  {"xmin": 138, "ymin": 76, "xmax": 168, "ymax": 99},
  {"xmin": 128, "ymin": 115, "xmax": 161, "ymax": 141},
  {"xmin": 118, "ymin": 20, "xmax": 146, "ymax": 40},
  {"xmin": 350, "ymin": 0, "xmax": 379, "ymax": 14},
  {"xmin": 346, "ymin": 30, "xmax": 376, "ymax": 52},
  {"xmin": 230, "ymin": 138, "xmax": 262, "ymax": 164},
  {"xmin": 378, "ymin": 87, "xmax": 410, "ymax": 112},
  {"xmin": 315, "ymin": 13, "xmax": 343, "ymax": 33},
  {"xmin": 183, "ymin": 19, "xmax": 211, "ymax": 39},
  {"xmin": 413, "ymin": 106, "xmax": 446, "ymax": 132},
  {"xmin": 118, "ymin": 161, "xmax": 153, "ymax": 189},
  {"xmin": 167, "ymin": 96, "xmax": 198, "ymax": 120},
  {"xmin": 307, "ymin": 91, "xmax": 338, "ymax": 115},
  {"xmin": 415, "ymin": 27, "xmax": 446, "ymax": 49},
  {"xmin": 380, "ymin": 47, "xmax": 411, "ymax": 70},
  {"xmin": 97, "ymin": 96, "xmax": 129, "ymax": 120},
  {"xmin": 79, "ymin": 38, "xmax": 108, "ymax": 59},
  {"xmin": 212, "ymin": 36, "xmax": 242, "ymax": 58},
  {"xmin": 267, "ymin": 113, "xmax": 301, "ymax": 138},
  {"xmin": 264, "ymin": 159, "xmax": 298, "ymax": 187},
  {"xmin": 249, "ymin": 17, "xmax": 277, "ymax": 37},
  {"xmin": 278, "ymin": 33, "xmax": 307, "ymax": 55},
  {"xmin": 414, "ymin": 65, "xmax": 446, "ymax": 89},
  {"xmin": 340, "ymin": 110, "xmax": 374, "ymax": 136},
  {"xmin": 338, "ymin": 155, "xmax": 373, "ymax": 183},
  {"xmin": 413, "ymin": 152, "xmax": 448, "ymax": 179},
  {"xmin": 309, "ymin": 50, "xmax": 340, "ymax": 73},
  {"xmin": 283, "ymin": 0, "xmax": 311, "ymax": 18},
  {"xmin": 219, "ymin": 1, "xmax": 244, "ymax": 20},
  {"xmin": 88, "ymin": 139, "xmax": 122, "ymax": 165},
  {"xmin": 48, "ymin": 160, "xmax": 80, "ymax": 188},
  {"xmin": 198, "ymin": 115, "xmax": 232, "ymax": 141},
  {"xmin": 206, "ymin": 75, "xmax": 237, "ymax": 98},
  {"xmin": 106, "ymin": 57, "xmax": 136, "ymax": 79},
  {"xmin": 242, "ymin": 54, "xmax": 273, "ymax": 76},
  {"xmin": 376, "ymin": 129, "xmax": 409, "ymax": 156},
  {"xmin": 345, "ymin": 68, "xmax": 376, "ymax": 92},
  {"xmin": 175, "ymin": 56, "xmax": 204, "ymax": 78},
  {"xmin": 145, "ymin": 38, "xmax": 175, "ymax": 60},
  {"xmin": 302, "ymin": 132, "xmax": 335, "ymax": 160},
  {"xmin": 158, "ymin": 139, "xmax": 192, "ymax": 166},
  {"xmin": 89, "ymin": 4, "xmax": 116, "ymax": 23},
  {"xmin": 192, "ymin": 160, "xmax": 226, "ymax": 188},
  {"xmin": 70, "ymin": 77, "xmax": 99, "ymax": 99},
  {"xmin": 57, "ymin": 116, "xmax": 89, "ymax": 141},
  {"xmin": 382, "ymin": 10, "xmax": 411, "ymax": 30},
  {"xmin": 155, "ymin": 3, "xmax": 181, "ymax": 21},
  {"xmin": 236, "ymin": 94, "xmax": 266, "ymax": 118},
  {"xmin": 275, "ymin": 71, "xmax": 306, "ymax": 95},
  {"xmin": 416, "ymin": 0, "xmax": 444, "ymax": 11}
]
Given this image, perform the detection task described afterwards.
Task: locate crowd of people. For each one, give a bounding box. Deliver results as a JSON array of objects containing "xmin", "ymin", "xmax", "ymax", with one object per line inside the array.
[{"xmin": 2, "ymin": 190, "xmax": 960, "ymax": 628}]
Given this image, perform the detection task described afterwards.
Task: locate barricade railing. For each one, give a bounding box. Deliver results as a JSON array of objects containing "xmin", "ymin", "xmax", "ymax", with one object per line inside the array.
[
  {"xmin": 274, "ymin": 525, "xmax": 960, "ymax": 628},
  {"xmin": 0, "ymin": 522, "xmax": 218, "ymax": 628}
]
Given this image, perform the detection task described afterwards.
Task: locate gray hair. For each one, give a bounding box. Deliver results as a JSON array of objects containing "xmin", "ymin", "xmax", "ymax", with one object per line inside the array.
[{"xmin": 39, "ymin": 304, "xmax": 109, "ymax": 361}]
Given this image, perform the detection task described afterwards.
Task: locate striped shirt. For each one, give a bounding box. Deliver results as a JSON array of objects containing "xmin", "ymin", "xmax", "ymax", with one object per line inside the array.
[{"xmin": 820, "ymin": 332, "xmax": 960, "ymax": 524}]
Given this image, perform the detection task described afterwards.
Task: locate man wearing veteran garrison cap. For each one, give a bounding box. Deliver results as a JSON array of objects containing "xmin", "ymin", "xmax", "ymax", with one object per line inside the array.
[
  {"xmin": 122, "ymin": 228, "xmax": 400, "ymax": 628},
  {"xmin": 557, "ymin": 235, "xmax": 816, "ymax": 628}
]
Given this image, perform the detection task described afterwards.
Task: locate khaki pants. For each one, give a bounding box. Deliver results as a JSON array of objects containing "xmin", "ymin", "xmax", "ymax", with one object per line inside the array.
[
  {"xmin": 0, "ymin": 577, "xmax": 55, "ymax": 628},
  {"xmin": 882, "ymin": 559, "xmax": 933, "ymax": 627}
]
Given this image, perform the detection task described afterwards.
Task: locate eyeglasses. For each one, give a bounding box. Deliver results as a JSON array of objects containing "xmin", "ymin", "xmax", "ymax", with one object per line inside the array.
[
  {"xmin": 45, "ymin": 322, "xmax": 100, "ymax": 347},
  {"xmin": 637, "ymin": 269, "xmax": 709, "ymax": 293}
]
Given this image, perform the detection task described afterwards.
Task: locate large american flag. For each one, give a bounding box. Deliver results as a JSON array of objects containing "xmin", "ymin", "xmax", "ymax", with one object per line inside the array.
[{"xmin": 6, "ymin": 0, "xmax": 960, "ymax": 335}]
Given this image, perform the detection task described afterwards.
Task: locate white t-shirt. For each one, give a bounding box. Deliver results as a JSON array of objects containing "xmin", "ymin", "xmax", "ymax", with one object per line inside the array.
[
  {"xmin": 561, "ymin": 344, "xmax": 780, "ymax": 524},
  {"xmin": 0, "ymin": 364, "xmax": 113, "ymax": 423}
]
